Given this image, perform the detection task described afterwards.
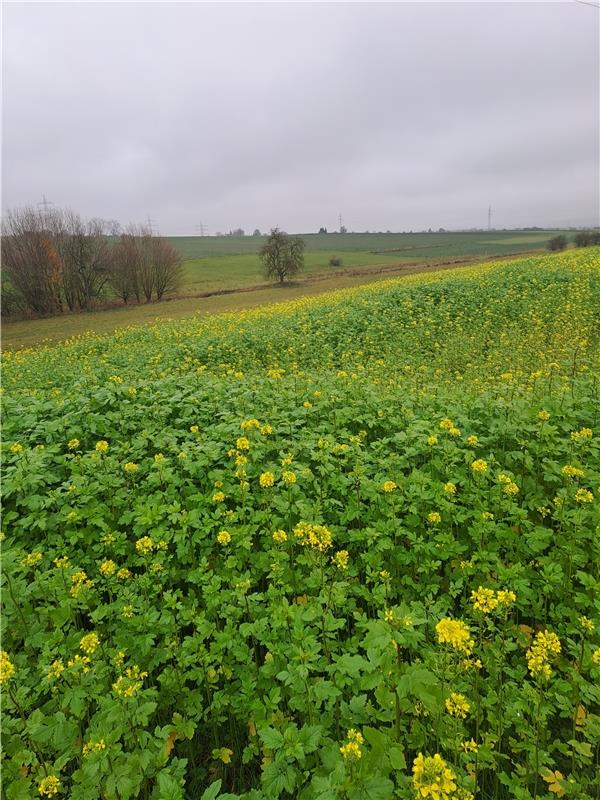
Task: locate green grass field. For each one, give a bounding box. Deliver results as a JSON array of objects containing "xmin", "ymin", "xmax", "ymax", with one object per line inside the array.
[{"xmin": 2, "ymin": 230, "xmax": 568, "ymax": 351}]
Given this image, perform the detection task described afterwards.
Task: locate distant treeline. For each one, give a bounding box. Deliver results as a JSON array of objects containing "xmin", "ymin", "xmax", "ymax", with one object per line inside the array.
[
  {"xmin": 1, "ymin": 208, "xmax": 183, "ymax": 317},
  {"xmin": 547, "ymin": 230, "xmax": 600, "ymax": 251}
]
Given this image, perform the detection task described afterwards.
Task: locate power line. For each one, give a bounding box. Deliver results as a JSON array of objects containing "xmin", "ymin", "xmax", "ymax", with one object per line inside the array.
[
  {"xmin": 38, "ymin": 194, "xmax": 54, "ymax": 212},
  {"xmin": 195, "ymin": 222, "xmax": 206, "ymax": 237}
]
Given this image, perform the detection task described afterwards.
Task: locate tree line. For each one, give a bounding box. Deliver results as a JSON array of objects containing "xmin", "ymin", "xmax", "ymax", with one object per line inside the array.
[
  {"xmin": 547, "ymin": 229, "xmax": 600, "ymax": 252},
  {"xmin": 1, "ymin": 207, "xmax": 183, "ymax": 317}
]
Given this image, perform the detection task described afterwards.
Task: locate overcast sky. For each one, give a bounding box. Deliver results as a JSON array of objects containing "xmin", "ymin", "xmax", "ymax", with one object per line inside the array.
[{"xmin": 2, "ymin": 1, "xmax": 598, "ymax": 234}]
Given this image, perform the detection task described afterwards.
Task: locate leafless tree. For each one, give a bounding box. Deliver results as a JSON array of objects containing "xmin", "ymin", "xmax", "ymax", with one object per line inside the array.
[
  {"xmin": 1, "ymin": 207, "xmax": 64, "ymax": 314},
  {"xmin": 109, "ymin": 230, "xmax": 141, "ymax": 304},
  {"xmin": 151, "ymin": 237, "xmax": 183, "ymax": 300},
  {"xmin": 58, "ymin": 212, "xmax": 111, "ymax": 310}
]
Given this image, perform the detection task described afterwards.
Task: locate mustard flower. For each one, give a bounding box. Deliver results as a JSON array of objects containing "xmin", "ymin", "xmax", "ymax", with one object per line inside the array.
[
  {"xmin": 272, "ymin": 529, "xmax": 287, "ymax": 543},
  {"xmin": 217, "ymin": 530, "xmax": 231, "ymax": 546},
  {"xmin": 575, "ymin": 488, "xmax": 593, "ymax": 504},
  {"xmin": 259, "ymin": 471, "xmax": 275, "ymax": 488},
  {"xmin": 80, "ymin": 632, "xmax": 100, "ymax": 655},
  {"xmin": 100, "ymin": 559, "xmax": 116, "ymax": 577},
  {"xmin": 427, "ymin": 512, "xmax": 441, "ymax": 525},
  {"xmin": 135, "ymin": 536, "xmax": 154, "ymax": 555},
  {"xmin": 435, "ymin": 618, "xmax": 474, "ymax": 655},
  {"xmin": 382, "ymin": 480, "xmax": 397, "ymax": 492},
  {"xmin": 445, "ymin": 692, "xmax": 470, "ymax": 718},
  {"xmin": 38, "ymin": 775, "xmax": 61, "ymax": 796},
  {"xmin": 68, "ymin": 438, "xmax": 80, "ymax": 450},
  {"xmin": 332, "ymin": 550, "xmax": 349, "ymax": 570},
  {"xmin": 0, "ymin": 651, "xmax": 15, "ymax": 685},
  {"xmin": 412, "ymin": 753, "xmax": 457, "ymax": 800},
  {"xmin": 471, "ymin": 459, "xmax": 488, "ymax": 473},
  {"xmin": 95, "ymin": 440, "xmax": 109, "ymax": 453},
  {"xmin": 282, "ymin": 470, "xmax": 296, "ymax": 484}
]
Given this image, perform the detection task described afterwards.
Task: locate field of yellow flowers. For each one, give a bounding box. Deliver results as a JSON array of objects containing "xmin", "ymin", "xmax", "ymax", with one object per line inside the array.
[{"xmin": 2, "ymin": 248, "xmax": 600, "ymax": 800}]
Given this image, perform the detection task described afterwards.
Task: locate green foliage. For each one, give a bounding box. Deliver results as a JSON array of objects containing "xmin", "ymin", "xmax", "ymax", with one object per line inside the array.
[{"xmin": 2, "ymin": 249, "xmax": 600, "ymax": 799}]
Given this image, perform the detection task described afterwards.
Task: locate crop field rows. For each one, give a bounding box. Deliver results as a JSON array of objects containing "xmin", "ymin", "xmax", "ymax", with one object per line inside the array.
[{"xmin": 2, "ymin": 248, "xmax": 600, "ymax": 800}]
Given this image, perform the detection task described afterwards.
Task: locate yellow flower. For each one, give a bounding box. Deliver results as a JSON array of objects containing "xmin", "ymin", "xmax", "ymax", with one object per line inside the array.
[
  {"xmin": 439, "ymin": 418, "xmax": 454, "ymax": 431},
  {"xmin": 117, "ymin": 567, "xmax": 132, "ymax": 580},
  {"xmin": 332, "ymin": 550, "xmax": 349, "ymax": 570},
  {"xmin": 190, "ymin": 425, "xmax": 199, "ymax": 433},
  {"xmin": 282, "ymin": 470, "xmax": 296, "ymax": 484},
  {"xmin": 113, "ymin": 664, "xmax": 148, "ymax": 698},
  {"xmin": 259, "ymin": 471, "xmax": 275, "ymax": 488},
  {"xmin": 443, "ymin": 482, "xmax": 456, "ymax": 495},
  {"xmin": 124, "ymin": 462, "xmax": 139, "ymax": 473},
  {"xmin": 562, "ymin": 464, "xmax": 584, "ymax": 478},
  {"xmin": 10, "ymin": 442, "xmax": 24, "ymax": 453},
  {"xmin": 154, "ymin": 453, "xmax": 165, "ymax": 465},
  {"xmin": 67, "ymin": 654, "xmax": 91, "ymax": 672},
  {"xmin": 445, "ymin": 692, "xmax": 470, "ymax": 718},
  {"xmin": 261, "ymin": 424, "xmax": 273, "ymax": 435},
  {"xmin": 471, "ymin": 459, "xmax": 488, "ymax": 473},
  {"xmin": 427, "ymin": 435, "xmax": 438, "ymax": 446},
  {"xmin": 427, "ymin": 512, "xmax": 441, "ymax": 525},
  {"xmin": 236, "ymin": 437, "xmax": 250, "ymax": 451},
  {"xmin": 591, "ymin": 648, "xmax": 600, "ymax": 666},
  {"xmin": 538, "ymin": 410, "xmax": 551, "ymax": 421},
  {"xmin": 462, "ymin": 739, "xmax": 478, "ymax": 753},
  {"xmin": 449, "ymin": 426, "xmax": 461, "ymax": 438},
  {"xmin": 135, "ymin": 536, "xmax": 154, "ymax": 555},
  {"xmin": 382, "ymin": 480, "xmax": 397, "ymax": 493},
  {"xmin": 481, "ymin": 511, "xmax": 494, "ymax": 521},
  {"xmin": 217, "ymin": 530, "xmax": 231, "ymax": 546},
  {"xmin": 496, "ymin": 590, "xmax": 516, "ymax": 607},
  {"xmin": 100, "ymin": 559, "xmax": 116, "ymax": 577},
  {"xmin": 0, "ymin": 650, "xmax": 15, "ymax": 685},
  {"xmin": 575, "ymin": 488, "xmax": 593, "ymax": 504},
  {"xmin": 526, "ymin": 629, "xmax": 561, "ymax": 680},
  {"xmin": 122, "ymin": 605, "xmax": 134, "ymax": 618},
  {"xmin": 272, "ymin": 529, "xmax": 287, "ymax": 543},
  {"xmin": 47, "ymin": 659, "xmax": 65, "ymax": 680},
  {"xmin": 579, "ymin": 616, "xmax": 594, "ymax": 632},
  {"xmin": 95, "ymin": 440, "xmax": 109, "ymax": 453},
  {"xmin": 53, "ymin": 556, "xmax": 69, "ymax": 569},
  {"xmin": 80, "ymin": 632, "xmax": 100, "ymax": 655},
  {"xmin": 412, "ymin": 753, "xmax": 457, "ymax": 800},
  {"xmin": 83, "ymin": 738, "xmax": 106, "ymax": 756},
  {"xmin": 22, "ymin": 551, "xmax": 43, "ymax": 568},
  {"xmin": 68, "ymin": 438, "xmax": 80, "ymax": 450},
  {"xmin": 303, "ymin": 400, "xmax": 312, "ymax": 409},
  {"xmin": 293, "ymin": 522, "xmax": 333, "ymax": 551},
  {"xmin": 571, "ymin": 427, "xmax": 592, "ymax": 442},
  {"xmin": 212, "ymin": 491, "xmax": 225, "ymax": 503},
  {"xmin": 38, "ymin": 775, "xmax": 61, "ymax": 796},
  {"xmin": 435, "ymin": 618, "xmax": 474, "ymax": 655},
  {"xmin": 339, "ymin": 729, "xmax": 364, "ymax": 760},
  {"xmin": 471, "ymin": 586, "xmax": 498, "ymax": 614},
  {"xmin": 212, "ymin": 747, "xmax": 234, "ymax": 764},
  {"xmin": 380, "ymin": 570, "xmax": 391, "ymax": 581},
  {"xmin": 240, "ymin": 418, "xmax": 260, "ymax": 431},
  {"xmin": 466, "ymin": 435, "xmax": 478, "ymax": 447}
]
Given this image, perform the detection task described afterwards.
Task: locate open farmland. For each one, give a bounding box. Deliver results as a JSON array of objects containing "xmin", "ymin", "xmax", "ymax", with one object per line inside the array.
[
  {"xmin": 2, "ymin": 249, "xmax": 600, "ymax": 799},
  {"xmin": 2, "ymin": 229, "xmax": 568, "ymax": 351}
]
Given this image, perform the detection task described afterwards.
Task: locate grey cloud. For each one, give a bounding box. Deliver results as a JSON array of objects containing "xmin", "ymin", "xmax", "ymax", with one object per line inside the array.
[{"xmin": 2, "ymin": 1, "xmax": 598, "ymax": 234}]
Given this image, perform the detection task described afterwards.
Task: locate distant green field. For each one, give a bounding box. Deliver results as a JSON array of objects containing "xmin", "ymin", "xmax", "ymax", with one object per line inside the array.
[
  {"xmin": 170, "ymin": 229, "xmax": 560, "ymax": 260},
  {"xmin": 174, "ymin": 230, "xmax": 564, "ymax": 294},
  {"xmin": 2, "ymin": 230, "xmax": 569, "ymax": 350}
]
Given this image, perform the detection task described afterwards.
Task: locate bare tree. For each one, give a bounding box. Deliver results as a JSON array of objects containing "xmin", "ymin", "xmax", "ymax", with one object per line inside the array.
[
  {"xmin": 259, "ymin": 227, "xmax": 305, "ymax": 284},
  {"xmin": 151, "ymin": 237, "xmax": 183, "ymax": 300},
  {"xmin": 1, "ymin": 207, "xmax": 64, "ymax": 314},
  {"xmin": 109, "ymin": 231, "xmax": 141, "ymax": 304},
  {"xmin": 58, "ymin": 213, "xmax": 110, "ymax": 310}
]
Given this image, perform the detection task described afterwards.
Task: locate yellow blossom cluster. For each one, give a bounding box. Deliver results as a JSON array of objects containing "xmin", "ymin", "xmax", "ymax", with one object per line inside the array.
[
  {"xmin": 332, "ymin": 550, "xmax": 349, "ymax": 570},
  {"xmin": 382, "ymin": 480, "xmax": 397, "ymax": 493},
  {"xmin": 83, "ymin": 738, "xmax": 106, "ymax": 756},
  {"xmin": 70, "ymin": 570, "xmax": 94, "ymax": 597},
  {"xmin": 471, "ymin": 459, "xmax": 488, "ymax": 473},
  {"xmin": 272, "ymin": 529, "xmax": 287, "ymax": 543},
  {"xmin": 571, "ymin": 427, "xmax": 592, "ymax": 442},
  {"xmin": 38, "ymin": 775, "xmax": 61, "ymax": 797},
  {"xmin": 217, "ymin": 530, "xmax": 231, "ymax": 546},
  {"xmin": 135, "ymin": 536, "xmax": 154, "ymax": 555},
  {"xmin": 259, "ymin": 471, "xmax": 275, "ymax": 487},
  {"xmin": 1, "ymin": 650, "xmax": 15, "ymax": 685},
  {"xmin": 470, "ymin": 586, "xmax": 516, "ymax": 614},
  {"xmin": 339, "ymin": 728, "xmax": 364, "ymax": 760},
  {"xmin": 113, "ymin": 664, "xmax": 148, "ymax": 698},
  {"xmin": 435, "ymin": 618, "xmax": 474, "ymax": 655},
  {"xmin": 293, "ymin": 522, "xmax": 333, "ymax": 552},
  {"xmin": 79, "ymin": 633, "xmax": 100, "ymax": 655},
  {"xmin": 562, "ymin": 464, "xmax": 584, "ymax": 479},
  {"xmin": 412, "ymin": 753, "xmax": 457, "ymax": 800},
  {"xmin": 526, "ymin": 630, "xmax": 561, "ymax": 681},
  {"xmin": 498, "ymin": 473, "xmax": 519, "ymax": 495},
  {"xmin": 22, "ymin": 551, "xmax": 43, "ymax": 568},
  {"xmin": 100, "ymin": 559, "xmax": 117, "ymax": 577},
  {"xmin": 575, "ymin": 488, "xmax": 593, "ymax": 504},
  {"xmin": 95, "ymin": 440, "xmax": 109, "ymax": 453},
  {"xmin": 445, "ymin": 692, "xmax": 470, "ymax": 718}
]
